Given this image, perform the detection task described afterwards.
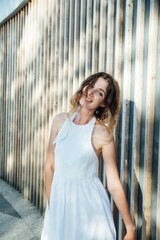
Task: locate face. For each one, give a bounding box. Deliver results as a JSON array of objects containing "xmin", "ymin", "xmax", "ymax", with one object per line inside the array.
[{"xmin": 79, "ymin": 77, "xmax": 108, "ymax": 111}]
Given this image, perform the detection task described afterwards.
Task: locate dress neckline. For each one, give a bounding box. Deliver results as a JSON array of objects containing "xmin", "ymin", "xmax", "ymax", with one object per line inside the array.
[{"xmin": 71, "ymin": 111, "xmax": 96, "ymax": 127}]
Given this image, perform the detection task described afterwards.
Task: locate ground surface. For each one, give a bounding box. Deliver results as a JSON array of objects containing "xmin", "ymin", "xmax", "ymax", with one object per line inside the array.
[{"xmin": 0, "ymin": 179, "xmax": 44, "ymax": 240}]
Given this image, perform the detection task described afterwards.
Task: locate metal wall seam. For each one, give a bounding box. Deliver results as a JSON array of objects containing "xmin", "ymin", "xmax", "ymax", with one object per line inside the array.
[
  {"xmin": 62, "ymin": 0, "xmax": 69, "ymax": 112},
  {"xmin": 29, "ymin": 0, "xmax": 34, "ymax": 203},
  {"xmin": 114, "ymin": 0, "xmax": 123, "ymax": 81},
  {"xmin": 31, "ymin": 0, "xmax": 36, "ymax": 203},
  {"xmin": 114, "ymin": 0, "xmax": 123, "ymax": 196},
  {"xmin": 57, "ymin": 0, "xmax": 64, "ymax": 113},
  {"xmin": 36, "ymin": 0, "xmax": 42, "ymax": 209},
  {"xmin": 27, "ymin": 0, "xmax": 30, "ymax": 201},
  {"xmin": 4, "ymin": 23, "xmax": 6, "ymax": 181},
  {"xmin": 13, "ymin": 14, "xmax": 18, "ymax": 188},
  {"xmin": 103, "ymin": 0, "xmax": 115, "ymax": 190},
  {"xmin": 39, "ymin": 0, "xmax": 45, "ymax": 212},
  {"xmin": 9, "ymin": 17, "xmax": 15, "ymax": 186},
  {"xmin": 13, "ymin": 15, "xmax": 16, "ymax": 188},
  {"xmin": 73, "ymin": 0, "xmax": 80, "ymax": 94},
  {"xmin": 20, "ymin": 9, "xmax": 24, "ymax": 195},
  {"xmin": 118, "ymin": 0, "xmax": 133, "ymax": 239},
  {"xmin": 22, "ymin": 6, "xmax": 27, "ymax": 198},
  {"xmin": 5, "ymin": 22, "xmax": 9, "ymax": 183},
  {"xmin": 142, "ymin": 0, "xmax": 159, "ymax": 238},
  {"xmin": 8, "ymin": 19, "xmax": 9, "ymax": 181},
  {"xmin": 78, "ymin": 0, "xmax": 86, "ymax": 86},
  {"xmin": 155, "ymin": 5, "xmax": 160, "ymax": 239},
  {"xmin": 33, "ymin": 0, "xmax": 39, "ymax": 206},
  {"xmin": 3, "ymin": 24, "xmax": 6, "ymax": 180},
  {"xmin": 49, "ymin": 0, "xmax": 56, "ymax": 117},
  {"xmin": 1, "ymin": 25, "xmax": 4, "ymax": 179},
  {"xmin": 25, "ymin": 2, "xmax": 29, "ymax": 198},
  {"xmin": 27, "ymin": 1, "xmax": 31, "ymax": 201},
  {"xmin": 31, "ymin": 0, "xmax": 36, "ymax": 205},
  {"xmin": 29, "ymin": 1, "xmax": 33, "ymax": 199},
  {"xmin": 130, "ymin": 0, "xmax": 145, "ymax": 233},
  {"xmin": 5, "ymin": 22, "xmax": 7, "ymax": 182},
  {"xmin": 7, "ymin": 19, "xmax": 10, "ymax": 183},
  {"xmin": 0, "ymin": 26, "xmax": 3, "ymax": 178},
  {"xmin": 53, "ymin": 0, "xmax": 60, "ymax": 116},
  {"xmin": 19, "ymin": 10, "xmax": 23, "ymax": 193},
  {"xmin": 85, "ymin": 0, "xmax": 92, "ymax": 78},
  {"xmin": 18, "ymin": 10, "xmax": 21, "ymax": 192},
  {"xmin": 91, "ymin": 0, "xmax": 99, "ymax": 73},
  {"xmin": 98, "ymin": 0, "xmax": 106, "ymax": 72},
  {"xmin": 111, "ymin": 0, "xmax": 123, "ymax": 225},
  {"xmin": 157, "ymin": 124, "xmax": 160, "ymax": 239},
  {"xmin": 21, "ymin": 6, "xmax": 25, "ymax": 196},
  {"xmin": 44, "ymin": 0, "xmax": 51, "ymax": 208},
  {"xmin": 19, "ymin": 9, "xmax": 22, "ymax": 194},
  {"xmin": 106, "ymin": 0, "xmax": 114, "ymax": 75},
  {"xmin": 13, "ymin": 16, "xmax": 17, "ymax": 188},
  {"xmin": 0, "ymin": 27, "xmax": 1, "ymax": 177},
  {"xmin": 67, "ymin": 0, "xmax": 74, "ymax": 110},
  {"xmin": 24, "ymin": 4, "xmax": 29, "ymax": 199},
  {"xmin": 14, "ymin": 14, "xmax": 18, "ymax": 189},
  {"xmin": 4, "ymin": 23, "xmax": 7, "ymax": 181},
  {"xmin": 40, "ymin": 0, "xmax": 45, "ymax": 209},
  {"xmin": 43, "ymin": 0, "xmax": 48, "ymax": 210},
  {"xmin": 16, "ymin": 13, "xmax": 19, "ymax": 190}
]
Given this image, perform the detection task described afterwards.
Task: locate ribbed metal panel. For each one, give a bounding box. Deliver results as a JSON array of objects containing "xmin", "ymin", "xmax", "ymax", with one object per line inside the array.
[{"xmin": 0, "ymin": 0, "xmax": 159, "ymax": 239}]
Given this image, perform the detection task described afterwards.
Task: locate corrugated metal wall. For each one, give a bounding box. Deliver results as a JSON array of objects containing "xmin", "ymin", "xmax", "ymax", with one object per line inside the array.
[{"xmin": 0, "ymin": 0, "xmax": 159, "ymax": 239}]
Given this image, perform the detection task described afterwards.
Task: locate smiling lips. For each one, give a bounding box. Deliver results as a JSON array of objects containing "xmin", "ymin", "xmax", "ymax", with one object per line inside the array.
[{"xmin": 86, "ymin": 97, "xmax": 92, "ymax": 102}]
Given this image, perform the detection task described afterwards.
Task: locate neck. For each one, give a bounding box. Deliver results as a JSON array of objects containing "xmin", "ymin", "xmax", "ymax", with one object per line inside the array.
[{"xmin": 74, "ymin": 108, "xmax": 95, "ymax": 125}]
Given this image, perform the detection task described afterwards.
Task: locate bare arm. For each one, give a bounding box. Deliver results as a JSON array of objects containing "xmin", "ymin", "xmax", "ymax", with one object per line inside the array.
[
  {"xmin": 100, "ymin": 128, "xmax": 135, "ymax": 239},
  {"xmin": 45, "ymin": 116, "xmax": 57, "ymax": 203},
  {"xmin": 45, "ymin": 112, "xmax": 67, "ymax": 204}
]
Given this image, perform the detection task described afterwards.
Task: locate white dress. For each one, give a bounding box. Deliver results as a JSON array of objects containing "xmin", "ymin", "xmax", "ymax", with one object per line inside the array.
[{"xmin": 41, "ymin": 111, "xmax": 116, "ymax": 240}]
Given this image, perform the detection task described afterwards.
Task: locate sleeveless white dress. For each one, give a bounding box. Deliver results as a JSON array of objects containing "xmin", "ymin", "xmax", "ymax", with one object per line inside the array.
[{"xmin": 41, "ymin": 111, "xmax": 116, "ymax": 240}]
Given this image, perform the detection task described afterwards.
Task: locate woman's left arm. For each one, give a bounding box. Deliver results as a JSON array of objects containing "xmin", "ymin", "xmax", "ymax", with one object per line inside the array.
[{"xmin": 101, "ymin": 133, "xmax": 136, "ymax": 240}]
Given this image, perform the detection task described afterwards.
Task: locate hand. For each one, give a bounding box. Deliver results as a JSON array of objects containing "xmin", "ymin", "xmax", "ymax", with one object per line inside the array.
[{"xmin": 123, "ymin": 226, "xmax": 136, "ymax": 240}]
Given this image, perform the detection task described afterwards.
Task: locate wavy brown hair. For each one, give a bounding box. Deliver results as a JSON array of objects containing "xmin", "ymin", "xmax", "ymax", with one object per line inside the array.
[{"xmin": 67, "ymin": 72, "xmax": 120, "ymax": 134}]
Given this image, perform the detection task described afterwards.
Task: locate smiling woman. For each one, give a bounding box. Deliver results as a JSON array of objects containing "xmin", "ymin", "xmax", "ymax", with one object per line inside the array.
[
  {"xmin": 68, "ymin": 72, "xmax": 120, "ymax": 135},
  {"xmin": 41, "ymin": 72, "xmax": 136, "ymax": 240}
]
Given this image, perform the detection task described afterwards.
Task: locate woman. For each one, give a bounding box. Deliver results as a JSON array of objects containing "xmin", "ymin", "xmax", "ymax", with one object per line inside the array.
[{"xmin": 41, "ymin": 72, "xmax": 136, "ymax": 240}]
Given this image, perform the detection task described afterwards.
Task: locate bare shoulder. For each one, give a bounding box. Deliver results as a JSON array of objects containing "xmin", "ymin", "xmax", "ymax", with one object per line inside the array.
[
  {"xmin": 48, "ymin": 112, "xmax": 68, "ymax": 147},
  {"xmin": 93, "ymin": 121, "xmax": 114, "ymax": 148},
  {"xmin": 54, "ymin": 112, "xmax": 67, "ymax": 121},
  {"xmin": 53, "ymin": 112, "xmax": 68, "ymax": 133}
]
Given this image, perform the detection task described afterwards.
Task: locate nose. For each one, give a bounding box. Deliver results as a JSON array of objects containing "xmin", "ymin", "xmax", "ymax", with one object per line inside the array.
[{"xmin": 88, "ymin": 89, "xmax": 94, "ymax": 98}]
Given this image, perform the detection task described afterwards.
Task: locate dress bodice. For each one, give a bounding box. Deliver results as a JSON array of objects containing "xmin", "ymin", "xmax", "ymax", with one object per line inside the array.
[{"xmin": 53, "ymin": 111, "xmax": 99, "ymax": 179}]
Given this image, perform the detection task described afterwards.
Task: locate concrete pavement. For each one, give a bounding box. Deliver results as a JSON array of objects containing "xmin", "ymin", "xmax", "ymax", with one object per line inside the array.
[{"xmin": 0, "ymin": 179, "xmax": 44, "ymax": 240}]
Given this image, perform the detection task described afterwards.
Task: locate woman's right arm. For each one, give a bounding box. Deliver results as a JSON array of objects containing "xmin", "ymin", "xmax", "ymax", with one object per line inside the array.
[
  {"xmin": 45, "ymin": 113, "xmax": 66, "ymax": 205},
  {"xmin": 45, "ymin": 115, "xmax": 58, "ymax": 204}
]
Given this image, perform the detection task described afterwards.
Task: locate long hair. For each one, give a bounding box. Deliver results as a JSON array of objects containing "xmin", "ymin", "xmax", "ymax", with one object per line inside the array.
[{"xmin": 67, "ymin": 72, "xmax": 120, "ymax": 134}]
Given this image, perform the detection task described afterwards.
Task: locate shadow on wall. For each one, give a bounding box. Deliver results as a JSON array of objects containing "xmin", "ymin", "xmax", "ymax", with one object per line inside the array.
[
  {"xmin": 1, "ymin": 0, "xmax": 83, "ymax": 214},
  {"xmin": 116, "ymin": 99, "xmax": 147, "ymax": 239},
  {"xmin": 1, "ymin": 0, "xmax": 59, "ymax": 212}
]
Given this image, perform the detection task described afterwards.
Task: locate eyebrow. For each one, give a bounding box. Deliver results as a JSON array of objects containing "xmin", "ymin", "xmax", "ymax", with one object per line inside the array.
[
  {"xmin": 99, "ymin": 88, "xmax": 106, "ymax": 95},
  {"xmin": 90, "ymin": 84, "xmax": 106, "ymax": 95}
]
